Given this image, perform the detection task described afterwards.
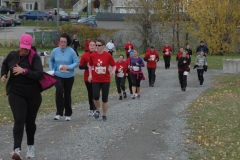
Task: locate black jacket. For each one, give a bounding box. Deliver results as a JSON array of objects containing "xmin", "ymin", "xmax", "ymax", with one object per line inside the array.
[
  {"xmin": 1, "ymin": 50, "xmax": 43, "ymax": 95},
  {"xmin": 72, "ymin": 39, "xmax": 80, "ymax": 48},
  {"xmin": 196, "ymin": 45, "xmax": 209, "ymax": 54},
  {"xmin": 185, "ymin": 48, "xmax": 192, "ymax": 56},
  {"xmin": 178, "ymin": 56, "xmax": 190, "ymax": 72}
]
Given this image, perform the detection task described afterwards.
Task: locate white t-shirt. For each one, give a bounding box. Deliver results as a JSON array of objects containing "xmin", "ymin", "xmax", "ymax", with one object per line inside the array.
[{"xmin": 106, "ymin": 42, "xmax": 115, "ymax": 50}]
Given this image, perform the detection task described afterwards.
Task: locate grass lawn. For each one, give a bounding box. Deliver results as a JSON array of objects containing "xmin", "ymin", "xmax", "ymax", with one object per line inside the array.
[
  {"xmin": 187, "ymin": 75, "xmax": 240, "ymax": 159},
  {"xmin": 0, "ymin": 74, "xmax": 118, "ymax": 126}
]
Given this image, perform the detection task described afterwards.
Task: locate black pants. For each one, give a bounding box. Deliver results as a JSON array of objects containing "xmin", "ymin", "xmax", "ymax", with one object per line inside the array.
[
  {"xmin": 115, "ymin": 76, "xmax": 126, "ymax": 94},
  {"xmin": 147, "ymin": 68, "xmax": 156, "ymax": 85},
  {"xmin": 85, "ymin": 81, "xmax": 96, "ymax": 110},
  {"xmin": 126, "ymin": 54, "xmax": 130, "ymax": 58},
  {"xmin": 92, "ymin": 82, "xmax": 110, "ymax": 103},
  {"xmin": 130, "ymin": 72, "xmax": 143, "ymax": 87},
  {"xmin": 55, "ymin": 76, "xmax": 74, "ymax": 116},
  {"xmin": 73, "ymin": 48, "xmax": 79, "ymax": 56},
  {"xmin": 197, "ymin": 69, "xmax": 204, "ymax": 85},
  {"xmin": 178, "ymin": 71, "xmax": 187, "ymax": 89},
  {"xmin": 127, "ymin": 74, "xmax": 133, "ymax": 94},
  {"xmin": 8, "ymin": 92, "xmax": 42, "ymax": 150},
  {"xmin": 163, "ymin": 56, "xmax": 171, "ymax": 69}
]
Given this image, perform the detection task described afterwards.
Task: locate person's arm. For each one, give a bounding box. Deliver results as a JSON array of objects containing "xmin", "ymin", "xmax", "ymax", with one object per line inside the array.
[
  {"xmin": 79, "ymin": 54, "xmax": 88, "ymax": 70},
  {"xmin": 195, "ymin": 56, "xmax": 199, "ymax": 65},
  {"xmin": 138, "ymin": 58, "xmax": 145, "ymax": 67},
  {"xmin": 24, "ymin": 54, "xmax": 43, "ymax": 80},
  {"xmin": 49, "ymin": 50, "xmax": 55, "ymax": 71},
  {"xmin": 1, "ymin": 51, "xmax": 11, "ymax": 78},
  {"xmin": 67, "ymin": 50, "xmax": 79, "ymax": 70},
  {"xmin": 143, "ymin": 53, "xmax": 149, "ymax": 62}
]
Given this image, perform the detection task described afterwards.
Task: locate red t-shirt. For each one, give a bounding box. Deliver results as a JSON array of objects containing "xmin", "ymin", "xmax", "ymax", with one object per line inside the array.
[
  {"xmin": 125, "ymin": 58, "xmax": 130, "ymax": 65},
  {"xmin": 84, "ymin": 40, "xmax": 89, "ymax": 51},
  {"xmin": 115, "ymin": 61, "xmax": 128, "ymax": 76},
  {"xmin": 162, "ymin": 46, "xmax": 172, "ymax": 56},
  {"xmin": 124, "ymin": 43, "xmax": 134, "ymax": 54},
  {"xmin": 144, "ymin": 50, "xmax": 159, "ymax": 68},
  {"xmin": 176, "ymin": 52, "xmax": 182, "ymax": 61},
  {"xmin": 89, "ymin": 51, "xmax": 115, "ymax": 83},
  {"xmin": 79, "ymin": 51, "xmax": 91, "ymax": 82}
]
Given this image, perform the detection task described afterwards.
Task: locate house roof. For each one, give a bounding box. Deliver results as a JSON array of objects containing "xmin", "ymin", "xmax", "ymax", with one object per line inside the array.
[{"xmin": 96, "ymin": 13, "xmax": 129, "ymax": 21}]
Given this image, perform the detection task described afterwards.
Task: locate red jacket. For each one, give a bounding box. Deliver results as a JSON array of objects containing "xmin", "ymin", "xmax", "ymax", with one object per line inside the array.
[
  {"xmin": 79, "ymin": 51, "xmax": 91, "ymax": 82},
  {"xmin": 115, "ymin": 61, "xmax": 128, "ymax": 77},
  {"xmin": 143, "ymin": 49, "xmax": 159, "ymax": 68},
  {"xmin": 124, "ymin": 43, "xmax": 134, "ymax": 54},
  {"xmin": 84, "ymin": 40, "xmax": 89, "ymax": 51},
  {"xmin": 162, "ymin": 46, "xmax": 172, "ymax": 56},
  {"xmin": 176, "ymin": 52, "xmax": 182, "ymax": 61}
]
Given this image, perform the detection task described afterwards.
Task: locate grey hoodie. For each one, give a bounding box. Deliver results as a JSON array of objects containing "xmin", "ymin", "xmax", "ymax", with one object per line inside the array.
[{"xmin": 195, "ymin": 55, "xmax": 207, "ymax": 69}]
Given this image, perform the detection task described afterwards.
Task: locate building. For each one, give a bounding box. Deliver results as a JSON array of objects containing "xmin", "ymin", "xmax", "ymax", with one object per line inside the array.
[{"xmin": 1, "ymin": 0, "xmax": 45, "ymax": 11}]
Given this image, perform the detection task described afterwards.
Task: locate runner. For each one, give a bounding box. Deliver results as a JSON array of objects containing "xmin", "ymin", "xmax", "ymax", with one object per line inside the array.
[
  {"xmin": 84, "ymin": 37, "xmax": 90, "ymax": 52},
  {"xmin": 106, "ymin": 39, "xmax": 115, "ymax": 56},
  {"xmin": 88, "ymin": 39, "xmax": 116, "ymax": 122},
  {"xmin": 115, "ymin": 55, "xmax": 128, "ymax": 100},
  {"xmin": 129, "ymin": 49, "xmax": 145, "ymax": 99},
  {"xmin": 176, "ymin": 47, "xmax": 184, "ymax": 62},
  {"xmin": 124, "ymin": 40, "xmax": 134, "ymax": 58},
  {"xmin": 196, "ymin": 40, "xmax": 209, "ymax": 56},
  {"xmin": 1, "ymin": 34, "xmax": 43, "ymax": 159},
  {"xmin": 79, "ymin": 40, "xmax": 96, "ymax": 116},
  {"xmin": 49, "ymin": 33, "xmax": 79, "ymax": 121},
  {"xmin": 178, "ymin": 50, "xmax": 190, "ymax": 91},
  {"xmin": 71, "ymin": 34, "xmax": 81, "ymax": 57},
  {"xmin": 143, "ymin": 46, "xmax": 159, "ymax": 87},
  {"xmin": 194, "ymin": 51, "xmax": 207, "ymax": 87},
  {"xmin": 185, "ymin": 44, "xmax": 193, "ymax": 64},
  {"xmin": 162, "ymin": 42, "xmax": 172, "ymax": 69},
  {"xmin": 125, "ymin": 51, "xmax": 134, "ymax": 96}
]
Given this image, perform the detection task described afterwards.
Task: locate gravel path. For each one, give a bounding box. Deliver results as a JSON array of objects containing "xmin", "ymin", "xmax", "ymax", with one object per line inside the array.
[{"xmin": 0, "ymin": 61, "xmax": 222, "ymax": 160}]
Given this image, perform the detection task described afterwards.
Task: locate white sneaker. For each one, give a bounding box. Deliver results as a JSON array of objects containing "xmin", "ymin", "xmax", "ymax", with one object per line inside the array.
[
  {"xmin": 88, "ymin": 110, "xmax": 94, "ymax": 116},
  {"xmin": 65, "ymin": 116, "xmax": 71, "ymax": 121},
  {"xmin": 26, "ymin": 145, "xmax": 35, "ymax": 158},
  {"xmin": 54, "ymin": 115, "xmax": 63, "ymax": 120},
  {"xmin": 12, "ymin": 148, "xmax": 22, "ymax": 160}
]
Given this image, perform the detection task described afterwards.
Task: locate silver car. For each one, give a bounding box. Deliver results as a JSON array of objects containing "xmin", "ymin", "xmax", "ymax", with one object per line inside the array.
[{"xmin": 70, "ymin": 12, "xmax": 80, "ymax": 19}]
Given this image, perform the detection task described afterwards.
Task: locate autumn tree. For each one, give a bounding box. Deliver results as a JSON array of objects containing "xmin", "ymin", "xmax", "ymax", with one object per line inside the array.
[{"xmin": 187, "ymin": 0, "xmax": 240, "ymax": 54}]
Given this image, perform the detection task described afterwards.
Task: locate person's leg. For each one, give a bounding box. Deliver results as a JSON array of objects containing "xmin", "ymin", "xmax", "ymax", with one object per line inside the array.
[
  {"xmin": 147, "ymin": 67, "xmax": 151, "ymax": 85},
  {"xmin": 115, "ymin": 76, "xmax": 122, "ymax": 95},
  {"xmin": 85, "ymin": 82, "xmax": 95, "ymax": 110},
  {"xmin": 163, "ymin": 56, "xmax": 167, "ymax": 69},
  {"xmin": 8, "ymin": 93, "xmax": 27, "ymax": 150},
  {"xmin": 197, "ymin": 69, "xmax": 201, "ymax": 82},
  {"xmin": 54, "ymin": 76, "xmax": 64, "ymax": 116},
  {"xmin": 25, "ymin": 93, "xmax": 42, "ymax": 146},
  {"xmin": 120, "ymin": 77, "xmax": 126, "ymax": 92},
  {"xmin": 92, "ymin": 82, "xmax": 101, "ymax": 111},
  {"xmin": 167, "ymin": 56, "xmax": 171, "ymax": 68},
  {"xmin": 126, "ymin": 54, "xmax": 130, "ymax": 58},
  {"xmin": 179, "ymin": 71, "xmax": 184, "ymax": 88},
  {"xmin": 136, "ymin": 74, "xmax": 142, "ymax": 98},
  {"xmin": 182, "ymin": 75, "xmax": 187, "ymax": 89},
  {"xmin": 200, "ymin": 69, "xmax": 204, "ymax": 85},
  {"xmin": 63, "ymin": 77, "xmax": 74, "ymax": 117},
  {"xmin": 127, "ymin": 74, "xmax": 133, "ymax": 94},
  {"xmin": 130, "ymin": 73, "xmax": 137, "ymax": 96},
  {"xmin": 74, "ymin": 48, "xmax": 79, "ymax": 57},
  {"xmin": 150, "ymin": 68, "xmax": 156, "ymax": 85},
  {"xmin": 101, "ymin": 83, "xmax": 110, "ymax": 116}
]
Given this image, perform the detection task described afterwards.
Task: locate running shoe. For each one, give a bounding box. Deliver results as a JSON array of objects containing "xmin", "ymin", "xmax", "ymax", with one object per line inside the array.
[
  {"xmin": 123, "ymin": 92, "xmax": 127, "ymax": 99},
  {"xmin": 65, "ymin": 116, "xmax": 71, "ymax": 121},
  {"xmin": 119, "ymin": 96, "xmax": 123, "ymax": 100},
  {"xmin": 94, "ymin": 110, "xmax": 100, "ymax": 119},
  {"xmin": 88, "ymin": 110, "xmax": 94, "ymax": 116},
  {"xmin": 137, "ymin": 94, "xmax": 140, "ymax": 99},
  {"xmin": 54, "ymin": 115, "xmax": 63, "ymax": 120},
  {"xmin": 102, "ymin": 115, "xmax": 107, "ymax": 122},
  {"xmin": 131, "ymin": 95, "xmax": 135, "ymax": 99},
  {"xmin": 26, "ymin": 145, "xmax": 34, "ymax": 158},
  {"xmin": 12, "ymin": 148, "xmax": 22, "ymax": 160}
]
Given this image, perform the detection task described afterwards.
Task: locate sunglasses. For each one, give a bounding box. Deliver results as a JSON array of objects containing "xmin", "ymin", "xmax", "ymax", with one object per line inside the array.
[{"xmin": 96, "ymin": 44, "xmax": 102, "ymax": 47}]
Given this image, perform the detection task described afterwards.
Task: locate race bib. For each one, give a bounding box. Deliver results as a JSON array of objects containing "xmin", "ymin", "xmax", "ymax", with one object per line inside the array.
[
  {"xmin": 117, "ymin": 72, "xmax": 124, "ymax": 77},
  {"xmin": 150, "ymin": 55, "xmax": 155, "ymax": 61},
  {"xmin": 95, "ymin": 66, "xmax": 106, "ymax": 74},
  {"xmin": 183, "ymin": 71, "xmax": 189, "ymax": 76},
  {"xmin": 59, "ymin": 65, "xmax": 69, "ymax": 73},
  {"xmin": 132, "ymin": 66, "xmax": 140, "ymax": 71},
  {"xmin": 165, "ymin": 52, "xmax": 169, "ymax": 55}
]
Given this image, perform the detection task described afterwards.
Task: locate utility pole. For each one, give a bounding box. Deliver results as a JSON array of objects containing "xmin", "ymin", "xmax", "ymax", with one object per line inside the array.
[{"xmin": 57, "ymin": 0, "xmax": 59, "ymax": 27}]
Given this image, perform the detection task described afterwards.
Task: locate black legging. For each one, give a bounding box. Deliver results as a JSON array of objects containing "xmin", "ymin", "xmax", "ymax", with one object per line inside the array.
[
  {"xmin": 115, "ymin": 76, "xmax": 126, "ymax": 94},
  {"xmin": 85, "ymin": 81, "xmax": 96, "ymax": 110},
  {"xmin": 178, "ymin": 71, "xmax": 187, "ymax": 89},
  {"xmin": 163, "ymin": 56, "xmax": 171, "ymax": 69},
  {"xmin": 130, "ymin": 72, "xmax": 143, "ymax": 87},
  {"xmin": 73, "ymin": 48, "xmax": 79, "ymax": 56},
  {"xmin": 147, "ymin": 68, "xmax": 156, "ymax": 85},
  {"xmin": 127, "ymin": 74, "xmax": 133, "ymax": 94},
  {"xmin": 8, "ymin": 92, "xmax": 42, "ymax": 150},
  {"xmin": 197, "ymin": 69, "xmax": 204, "ymax": 85},
  {"xmin": 92, "ymin": 82, "xmax": 110, "ymax": 103},
  {"xmin": 55, "ymin": 76, "xmax": 74, "ymax": 116}
]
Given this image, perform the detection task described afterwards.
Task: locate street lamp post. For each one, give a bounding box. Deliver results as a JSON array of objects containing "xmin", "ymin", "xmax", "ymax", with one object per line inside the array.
[{"xmin": 87, "ymin": 0, "xmax": 88, "ymax": 18}]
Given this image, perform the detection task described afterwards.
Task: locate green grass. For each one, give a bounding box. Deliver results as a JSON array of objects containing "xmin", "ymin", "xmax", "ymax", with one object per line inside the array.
[
  {"xmin": 187, "ymin": 75, "xmax": 240, "ymax": 159},
  {"xmin": 20, "ymin": 19, "xmax": 74, "ymax": 27},
  {"xmin": 0, "ymin": 74, "xmax": 118, "ymax": 126}
]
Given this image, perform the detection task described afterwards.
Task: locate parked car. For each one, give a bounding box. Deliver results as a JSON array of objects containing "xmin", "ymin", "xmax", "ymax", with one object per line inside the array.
[
  {"xmin": 0, "ymin": 20, "xmax": 5, "ymax": 27},
  {"xmin": 77, "ymin": 16, "xmax": 97, "ymax": 27},
  {"xmin": 51, "ymin": 8, "xmax": 63, "ymax": 12},
  {"xmin": 18, "ymin": 10, "xmax": 51, "ymax": 21},
  {"xmin": 0, "ymin": 7, "xmax": 15, "ymax": 14},
  {"xmin": 69, "ymin": 12, "xmax": 80, "ymax": 19},
  {"xmin": 59, "ymin": 13, "xmax": 70, "ymax": 21},
  {"xmin": 0, "ymin": 15, "xmax": 20, "ymax": 26},
  {"xmin": 0, "ymin": 15, "xmax": 14, "ymax": 27}
]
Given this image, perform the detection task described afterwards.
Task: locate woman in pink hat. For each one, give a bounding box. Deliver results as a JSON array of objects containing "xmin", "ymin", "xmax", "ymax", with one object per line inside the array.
[{"xmin": 1, "ymin": 34, "xmax": 43, "ymax": 159}]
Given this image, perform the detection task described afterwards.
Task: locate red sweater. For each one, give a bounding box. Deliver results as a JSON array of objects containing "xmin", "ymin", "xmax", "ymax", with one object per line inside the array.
[
  {"xmin": 84, "ymin": 40, "xmax": 89, "ymax": 51},
  {"xmin": 115, "ymin": 61, "xmax": 128, "ymax": 76},
  {"xmin": 89, "ymin": 51, "xmax": 115, "ymax": 83},
  {"xmin": 162, "ymin": 46, "xmax": 172, "ymax": 56},
  {"xmin": 79, "ymin": 51, "xmax": 91, "ymax": 82},
  {"xmin": 124, "ymin": 43, "xmax": 134, "ymax": 54},
  {"xmin": 143, "ymin": 50, "xmax": 159, "ymax": 68},
  {"xmin": 176, "ymin": 52, "xmax": 182, "ymax": 61}
]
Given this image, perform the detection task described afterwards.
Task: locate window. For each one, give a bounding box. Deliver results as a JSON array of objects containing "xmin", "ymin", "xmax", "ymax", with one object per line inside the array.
[{"xmin": 26, "ymin": 4, "xmax": 33, "ymax": 11}]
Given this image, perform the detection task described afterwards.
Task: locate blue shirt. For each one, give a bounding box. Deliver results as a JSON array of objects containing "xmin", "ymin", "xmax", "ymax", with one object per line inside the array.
[{"xmin": 49, "ymin": 46, "xmax": 79, "ymax": 78}]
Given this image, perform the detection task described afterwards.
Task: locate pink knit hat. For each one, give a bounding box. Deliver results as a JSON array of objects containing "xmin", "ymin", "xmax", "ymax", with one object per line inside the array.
[{"xmin": 20, "ymin": 34, "xmax": 33, "ymax": 50}]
